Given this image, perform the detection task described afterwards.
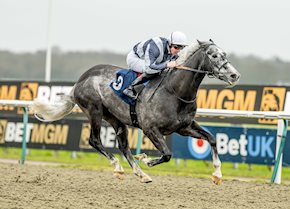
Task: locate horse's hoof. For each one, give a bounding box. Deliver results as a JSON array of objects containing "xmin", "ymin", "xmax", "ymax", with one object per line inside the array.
[
  {"xmin": 212, "ymin": 175, "xmax": 222, "ymax": 185},
  {"xmin": 134, "ymin": 153, "xmax": 147, "ymax": 161},
  {"xmin": 141, "ymin": 175, "xmax": 152, "ymax": 183},
  {"xmin": 114, "ymin": 171, "xmax": 125, "ymax": 180},
  {"xmin": 147, "ymin": 162, "xmax": 154, "ymax": 167}
]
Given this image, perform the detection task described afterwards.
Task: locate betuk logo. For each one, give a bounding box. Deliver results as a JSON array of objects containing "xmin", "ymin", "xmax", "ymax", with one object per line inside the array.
[
  {"xmin": 187, "ymin": 137, "xmax": 211, "ymax": 159},
  {"xmin": 187, "ymin": 132, "xmax": 275, "ymax": 159},
  {"xmin": 216, "ymin": 133, "xmax": 274, "ymax": 158}
]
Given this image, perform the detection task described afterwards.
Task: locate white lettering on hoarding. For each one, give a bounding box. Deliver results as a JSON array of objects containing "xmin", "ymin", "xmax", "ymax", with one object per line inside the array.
[{"xmin": 37, "ymin": 85, "xmax": 73, "ymax": 102}]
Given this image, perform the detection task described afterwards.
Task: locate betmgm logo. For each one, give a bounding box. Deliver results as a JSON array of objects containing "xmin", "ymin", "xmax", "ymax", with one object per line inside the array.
[{"xmin": 259, "ymin": 87, "xmax": 286, "ymax": 124}]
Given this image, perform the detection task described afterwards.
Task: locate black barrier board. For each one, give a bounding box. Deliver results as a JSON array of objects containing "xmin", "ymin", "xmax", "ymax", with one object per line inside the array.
[{"xmin": 0, "ymin": 116, "xmax": 163, "ymax": 156}]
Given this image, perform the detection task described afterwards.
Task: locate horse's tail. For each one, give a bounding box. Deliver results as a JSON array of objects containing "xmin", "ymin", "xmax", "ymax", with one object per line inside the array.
[{"xmin": 31, "ymin": 86, "xmax": 76, "ymax": 122}]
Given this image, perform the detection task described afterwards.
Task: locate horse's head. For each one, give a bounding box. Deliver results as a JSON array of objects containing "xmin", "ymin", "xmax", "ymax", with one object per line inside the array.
[{"xmin": 199, "ymin": 40, "xmax": 240, "ymax": 87}]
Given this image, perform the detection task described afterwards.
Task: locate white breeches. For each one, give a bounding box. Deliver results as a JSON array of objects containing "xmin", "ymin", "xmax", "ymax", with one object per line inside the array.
[
  {"xmin": 126, "ymin": 51, "xmax": 145, "ymax": 73},
  {"xmin": 126, "ymin": 51, "xmax": 161, "ymax": 74}
]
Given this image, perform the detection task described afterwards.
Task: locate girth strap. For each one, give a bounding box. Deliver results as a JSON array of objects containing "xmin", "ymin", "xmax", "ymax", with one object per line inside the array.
[{"xmin": 129, "ymin": 104, "xmax": 140, "ymax": 128}]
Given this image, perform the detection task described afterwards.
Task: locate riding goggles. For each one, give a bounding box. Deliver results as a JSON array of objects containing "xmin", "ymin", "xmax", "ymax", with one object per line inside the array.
[{"xmin": 172, "ymin": 44, "xmax": 185, "ymax": 50}]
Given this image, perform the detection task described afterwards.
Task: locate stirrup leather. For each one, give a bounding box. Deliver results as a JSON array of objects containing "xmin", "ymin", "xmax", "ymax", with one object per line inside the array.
[{"xmin": 123, "ymin": 88, "xmax": 138, "ymax": 100}]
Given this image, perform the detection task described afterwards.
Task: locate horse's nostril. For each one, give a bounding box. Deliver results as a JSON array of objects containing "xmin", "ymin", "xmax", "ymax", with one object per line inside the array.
[{"xmin": 230, "ymin": 74, "xmax": 238, "ymax": 79}]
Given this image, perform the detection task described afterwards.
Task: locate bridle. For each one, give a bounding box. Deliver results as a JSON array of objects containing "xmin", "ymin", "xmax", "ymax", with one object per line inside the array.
[
  {"xmin": 177, "ymin": 43, "xmax": 231, "ymax": 77},
  {"xmin": 169, "ymin": 43, "xmax": 230, "ymax": 103}
]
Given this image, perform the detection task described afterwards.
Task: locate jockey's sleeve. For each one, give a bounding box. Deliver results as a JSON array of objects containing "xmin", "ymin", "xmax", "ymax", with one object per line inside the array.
[
  {"xmin": 144, "ymin": 43, "xmax": 167, "ymax": 71},
  {"xmin": 171, "ymin": 54, "xmax": 178, "ymax": 61}
]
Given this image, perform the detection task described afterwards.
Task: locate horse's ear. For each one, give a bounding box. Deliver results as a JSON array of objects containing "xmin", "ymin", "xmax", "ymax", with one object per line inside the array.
[
  {"xmin": 209, "ymin": 39, "xmax": 214, "ymax": 43},
  {"xmin": 197, "ymin": 39, "xmax": 202, "ymax": 45}
]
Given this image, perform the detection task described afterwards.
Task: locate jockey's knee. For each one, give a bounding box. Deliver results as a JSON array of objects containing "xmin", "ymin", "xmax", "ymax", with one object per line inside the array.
[{"xmin": 162, "ymin": 154, "xmax": 172, "ymax": 162}]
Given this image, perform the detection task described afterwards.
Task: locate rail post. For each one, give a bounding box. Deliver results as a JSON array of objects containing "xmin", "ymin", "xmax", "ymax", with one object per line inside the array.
[
  {"xmin": 136, "ymin": 128, "xmax": 142, "ymax": 155},
  {"xmin": 271, "ymin": 119, "xmax": 288, "ymax": 184},
  {"xmin": 20, "ymin": 107, "xmax": 29, "ymax": 164}
]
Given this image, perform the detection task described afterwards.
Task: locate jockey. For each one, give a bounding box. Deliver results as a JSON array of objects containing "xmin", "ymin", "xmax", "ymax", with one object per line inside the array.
[{"xmin": 123, "ymin": 31, "xmax": 188, "ymax": 99}]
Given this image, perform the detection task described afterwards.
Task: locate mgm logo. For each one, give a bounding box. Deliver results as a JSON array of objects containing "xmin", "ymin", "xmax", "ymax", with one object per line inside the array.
[
  {"xmin": 0, "ymin": 120, "xmax": 7, "ymax": 144},
  {"xmin": 18, "ymin": 82, "xmax": 39, "ymax": 114},
  {"xmin": 79, "ymin": 123, "xmax": 91, "ymax": 149},
  {"xmin": 259, "ymin": 87, "xmax": 286, "ymax": 124},
  {"xmin": 19, "ymin": 82, "xmax": 38, "ymax": 101}
]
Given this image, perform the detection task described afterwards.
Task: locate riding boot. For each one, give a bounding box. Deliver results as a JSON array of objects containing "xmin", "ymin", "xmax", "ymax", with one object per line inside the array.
[{"xmin": 123, "ymin": 73, "xmax": 156, "ymax": 99}]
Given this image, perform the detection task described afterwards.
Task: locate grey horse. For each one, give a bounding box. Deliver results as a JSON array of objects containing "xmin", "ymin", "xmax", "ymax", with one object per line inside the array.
[{"xmin": 32, "ymin": 40, "xmax": 240, "ymax": 184}]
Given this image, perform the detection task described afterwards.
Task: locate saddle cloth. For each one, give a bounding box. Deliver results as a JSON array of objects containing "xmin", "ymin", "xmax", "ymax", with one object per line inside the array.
[{"xmin": 110, "ymin": 69, "xmax": 141, "ymax": 105}]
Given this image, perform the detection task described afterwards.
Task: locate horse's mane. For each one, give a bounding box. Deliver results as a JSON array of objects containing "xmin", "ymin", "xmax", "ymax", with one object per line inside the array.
[{"xmin": 176, "ymin": 40, "xmax": 200, "ymax": 65}]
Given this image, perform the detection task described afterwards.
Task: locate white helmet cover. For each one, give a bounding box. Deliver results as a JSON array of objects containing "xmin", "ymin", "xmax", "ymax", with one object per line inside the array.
[{"xmin": 168, "ymin": 31, "xmax": 187, "ymax": 46}]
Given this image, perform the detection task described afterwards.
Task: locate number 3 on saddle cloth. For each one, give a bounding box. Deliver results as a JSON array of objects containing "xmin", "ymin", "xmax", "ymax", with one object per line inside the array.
[{"xmin": 110, "ymin": 69, "xmax": 148, "ymax": 105}]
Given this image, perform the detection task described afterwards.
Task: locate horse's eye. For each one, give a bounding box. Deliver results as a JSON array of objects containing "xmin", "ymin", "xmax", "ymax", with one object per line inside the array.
[{"xmin": 207, "ymin": 48, "xmax": 214, "ymax": 55}]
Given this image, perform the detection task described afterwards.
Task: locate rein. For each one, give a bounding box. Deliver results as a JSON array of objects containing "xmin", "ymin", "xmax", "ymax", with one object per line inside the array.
[
  {"xmin": 167, "ymin": 42, "xmax": 229, "ymax": 104},
  {"xmin": 175, "ymin": 66, "xmax": 209, "ymax": 74},
  {"xmin": 166, "ymin": 49, "xmax": 207, "ymax": 104},
  {"xmin": 175, "ymin": 44, "xmax": 212, "ymax": 75},
  {"xmin": 175, "ymin": 46, "xmax": 230, "ymax": 80},
  {"xmin": 168, "ymin": 81, "xmax": 197, "ymax": 104},
  {"xmin": 168, "ymin": 44, "xmax": 214, "ymax": 104}
]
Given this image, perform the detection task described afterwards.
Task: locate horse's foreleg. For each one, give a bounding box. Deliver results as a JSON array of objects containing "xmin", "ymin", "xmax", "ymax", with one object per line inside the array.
[
  {"xmin": 210, "ymin": 146, "xmax": 222, "ymax": 185},
  {"xmin": 178, "ymin": 120, "xmax": 222, "ymax": 185},
  {"xmin": 142, "ymin": 127, "xmax": 172, "ymax": 167}
]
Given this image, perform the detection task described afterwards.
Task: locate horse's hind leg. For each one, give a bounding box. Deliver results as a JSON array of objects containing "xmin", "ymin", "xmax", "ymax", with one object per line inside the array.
[
  {"xmin": 77, "ymin": 100, "xmax": 124, "ymax": 178},
  {"xmin": 104, "ymin": 112, "xmax": 152, "ymax": 183}
]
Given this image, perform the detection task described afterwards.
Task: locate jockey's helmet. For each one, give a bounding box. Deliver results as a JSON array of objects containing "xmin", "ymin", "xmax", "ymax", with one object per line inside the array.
[{"xmin": 168, "ymin": 31, "xmax": 187, "ymax": 46}]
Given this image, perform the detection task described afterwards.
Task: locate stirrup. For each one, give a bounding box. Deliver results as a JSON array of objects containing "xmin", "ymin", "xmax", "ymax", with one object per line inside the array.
[{"xmin": 123, "ymin": 89, "xmax": 138, "ymax": 100}]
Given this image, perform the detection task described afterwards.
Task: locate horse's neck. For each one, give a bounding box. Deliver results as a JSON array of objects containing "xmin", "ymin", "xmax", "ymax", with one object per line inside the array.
[{"xmin": 169, "ymin": 52, "xmax": 205, "ymax": 100}]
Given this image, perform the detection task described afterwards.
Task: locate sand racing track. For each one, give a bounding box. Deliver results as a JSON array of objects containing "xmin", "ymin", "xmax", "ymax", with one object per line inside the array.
[{"xmin": 0, "ymin": 162, "xmax": 289, "ymax": 209}]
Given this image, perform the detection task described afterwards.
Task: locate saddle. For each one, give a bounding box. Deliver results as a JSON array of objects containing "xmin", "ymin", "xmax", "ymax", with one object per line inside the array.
[{"xmin": 110, "ymin": 69, "xmax": 146, "ymax": 105}]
